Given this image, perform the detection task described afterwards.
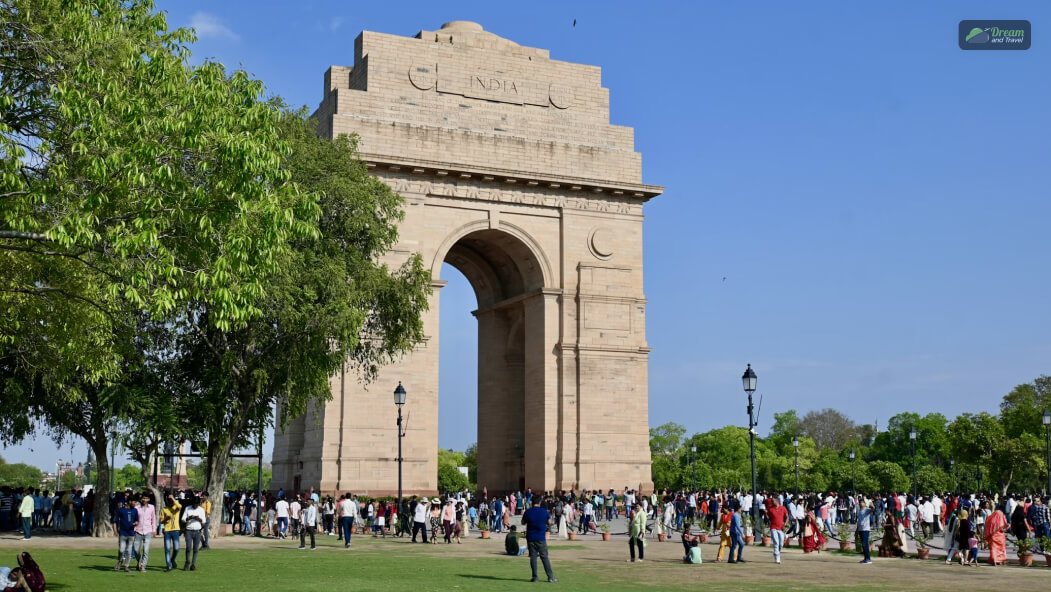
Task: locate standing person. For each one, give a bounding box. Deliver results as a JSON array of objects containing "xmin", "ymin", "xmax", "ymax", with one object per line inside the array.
[
  {"xmin": 133, "ymin": 494, "xmax": 157, "ymax": 572},
  {"xmin": 767, "ymin": 497, "xmax": 789, "ymax": 564},
  {"xmin": 492, "ymin": 497, "xmax": 504, "ymax": 534},
  {"xmin": 441, "ymin": 499, "xmax": 455, "ymax": 543},
  {"xmin": 628, "ymin": 502, "xmax": 646, "ymax": 562},
  {"xmin": 113, "ymin": 497, "xmax": 138, "ymax": 572},
  {"xmin": 877, "ymin": 510, "xmax": 904, "ymax": 557},
  {"xmin": 856, "ymin": 499, "xmax": 873, "ymax": 565},
  {"xmin": 521, "ymin": 497, "xmax": 557, "ymax": 583},
  {"xmin": 289, "ymin": 496, "xmax": 302, "ymax": 538},
  {"xmin": 428, "ymin": 498, "xmax": 442, "ymax": 545},
  {"xmin": 322, "ymin": 497, "xmax": 335, "ymax": 536},
  {"xmin": 983, "ymin": 504, "xmax": 1008, "ymax": 566},
  {"xmin": 161, "ymin": 495, "xmax": 182, "ymax": 572},
  {"xmin": 728, "ymin": 503, "xmax": 745, "ymax": 564},
  {"xmin": 298, "ymin": 498, "xmax": 317, "ymax": 550},
  {"xmin": 953, "ymin": 510, "xmax": 974, "ymax": 565},
  {"xmin": 18, "ymin": 489, "xmax": 33, "ymax": 540},
  {"xmin": 181, "ymin": 497, "xmax": 206, "ymax": 571}
]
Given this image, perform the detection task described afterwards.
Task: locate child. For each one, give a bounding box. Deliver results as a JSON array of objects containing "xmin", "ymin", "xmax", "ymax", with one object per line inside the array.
[
  {"xmin": 684, "ymin": 539, "xmax": 703, "ymax": 564},
  {"xmin": 966, "ymin": 536, "xmax": 979, "ymax": 566}
]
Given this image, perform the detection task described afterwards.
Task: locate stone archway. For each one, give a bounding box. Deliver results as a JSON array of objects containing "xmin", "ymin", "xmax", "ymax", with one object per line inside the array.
[{"xmin": 271, "ymin": 21, "xmax": 661, "ymax": 496}]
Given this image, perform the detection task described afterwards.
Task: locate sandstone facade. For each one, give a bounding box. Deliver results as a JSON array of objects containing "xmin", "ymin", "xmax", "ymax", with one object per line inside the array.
[{"xmin": 271, "ymin": 21, "xmax": 661, "ymax": 496}]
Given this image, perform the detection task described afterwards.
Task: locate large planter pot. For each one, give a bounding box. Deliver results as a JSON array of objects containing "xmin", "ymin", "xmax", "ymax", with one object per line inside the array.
[
  {"xmin": 744, "ymin": 535, "xmax": 755, "ymax": 545},
  {"xmin": 839, "ymin": 541, "xmax": 852, "ymax": 551},
  {"xmin": 657, "ymin": 533, "xmax": 666, "ymax": 542},
  {"xmin": 1018, "ymin": 553, "xmax": 1033, "ymax": 567},
  {"xmin": 1043, "ymin": 553, "xmax": 1051, "ymax": 567},
  {"xmin": 762, "ymin": 536, "xmax": 772, "ymax": 547},
  {"xmin": 917, "ymin": 548, "xmax": 930, "ymax": 560},
  {"xmin": 601, "ymin": 532, "xmax": 611, "ymax": 541},
  {"xmin": 699, "ymin": 534, "xmax": 709, "ymax": 544},
  {"xmin": 568, "ymin": 532, "xmax": 578, "ymax": 541},
  {"xmin": 480, "ymin": 531, "xmax": 490, "ymax": 539},
  {"xmin": 820, "ymin": 543, "xmax": 828, "ymax": 551}
]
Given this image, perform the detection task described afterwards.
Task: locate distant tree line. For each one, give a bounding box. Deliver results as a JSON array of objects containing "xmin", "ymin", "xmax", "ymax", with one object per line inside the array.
[{"xmin": 651, "ymin": 375, "xmax": 1051, "ymax": 495}]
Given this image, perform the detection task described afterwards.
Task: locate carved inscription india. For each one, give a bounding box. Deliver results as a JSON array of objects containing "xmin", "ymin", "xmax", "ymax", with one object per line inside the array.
[{"xmin": 409, "ymin": 62, "xmax": 571, "ymax": 109}]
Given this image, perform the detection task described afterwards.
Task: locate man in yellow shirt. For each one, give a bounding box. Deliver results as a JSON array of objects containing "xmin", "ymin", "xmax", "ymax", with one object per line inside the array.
[
  {"xmin": 200, "ymin": 493, "xmax": 213, "ymax": 549},
  {"xmin": 161, "ymin": 495, "xmax": 182, "ymax": 572}
]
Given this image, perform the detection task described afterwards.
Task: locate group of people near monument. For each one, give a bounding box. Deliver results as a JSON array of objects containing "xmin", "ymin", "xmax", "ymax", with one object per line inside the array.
[{"xmin": 0, "ymin": 487, "xmax": 95, "ymax": 539}]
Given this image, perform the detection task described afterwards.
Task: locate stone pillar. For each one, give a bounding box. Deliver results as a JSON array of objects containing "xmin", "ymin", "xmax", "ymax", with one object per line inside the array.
[{"xmin": 523, "ymin": 290, "xmax": 561, "ymax": 492}]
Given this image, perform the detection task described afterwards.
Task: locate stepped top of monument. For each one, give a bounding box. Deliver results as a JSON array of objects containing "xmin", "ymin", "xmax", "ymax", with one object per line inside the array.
[{"xmin": 314, "ymin": 21, "xmax": 662, "ymax": 196}]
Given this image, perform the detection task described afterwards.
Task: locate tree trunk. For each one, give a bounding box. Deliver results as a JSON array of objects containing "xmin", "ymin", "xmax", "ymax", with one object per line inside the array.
[
  {"xmin": 204, "ymin": 436, "xmax": 236, "ymax": 539},
  {"xmin": 89, "ymin": 438, "xmax": 114, "ymax": 538},
  {"xmin": 136, "ymin": 446, "xmax": 165, "ymax": 523}
]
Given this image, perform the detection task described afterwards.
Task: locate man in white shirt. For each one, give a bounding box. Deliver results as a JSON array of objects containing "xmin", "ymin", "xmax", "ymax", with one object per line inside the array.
[
  {"xmin": 290, "ymin": 497, "xmax": 302, "ymax": 537},
  {"xmin": 274, "ymin": 497, "xmax": 290, "ymax": 539},
  {"xmin": 905, "ymin": 500, "xmax": 918, "ymax": 536},
  {"xmin": 298, "ymin": 499, "xmax": 318, "ymax": 550},
  {"xmin": 412, "ymin": 497, "xmax": 429, "ymax": 543},
  {"xmin": 337, "ymin": 494, "xmax": 356, "ymax": 547},
  {"xmin": 919, "ymin": 498, "xmax": 934, "ymax": 538},
  {"xmin": 581, "ymin": 499, "xmax": 594, "ymax": 534},
  {"xmin": 931, "ymin": 494, "xmax": 942, "ymax": 534}
]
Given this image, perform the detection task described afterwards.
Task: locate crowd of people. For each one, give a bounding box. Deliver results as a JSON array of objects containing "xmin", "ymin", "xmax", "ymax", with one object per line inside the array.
[{"xmin": 6, "ymin": 482, "xmax": 1051, "ymax": 580}]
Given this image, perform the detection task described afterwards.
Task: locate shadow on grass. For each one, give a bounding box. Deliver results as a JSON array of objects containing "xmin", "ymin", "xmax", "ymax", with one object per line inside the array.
[{"xmin": 459, "ymin": 573, "xmax": 529, "ymax": 582}]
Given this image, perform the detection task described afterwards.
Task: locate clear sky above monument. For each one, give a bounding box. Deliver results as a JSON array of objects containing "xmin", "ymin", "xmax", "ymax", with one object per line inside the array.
[{"xmin": 5, "ymin": 0, "xmax": 1049, "ymax": 468}]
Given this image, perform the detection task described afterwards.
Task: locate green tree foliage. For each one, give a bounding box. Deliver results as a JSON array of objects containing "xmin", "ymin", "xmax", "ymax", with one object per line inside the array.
[
  {"xmin": 437, "ymin": 449, "xmax": 469, "ymax": 492},
  {"xmin": 0, "ymin": 456, "xmax": 43, "ymax": 489},
  {"xmin": 867, "ymin": 460, "xmax": 909, "ymax": 492},
  {"xmin": 113, "ymin": 464, "xmax": 145, "ymax": 491},
  {"xmin": 649, "ymin": 423, "xmax": 686, "ymax": 490}
]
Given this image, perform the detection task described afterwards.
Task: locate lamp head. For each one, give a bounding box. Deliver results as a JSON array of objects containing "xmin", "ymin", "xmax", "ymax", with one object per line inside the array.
[
  {"xmin": 1043, "ymin": 408, "xmax": 1050, "ymax": 426},
  {"xmin": 741, "ymin": 364, "xmax": 757, "ymax": 395},
  {"xmin": 909, "ymin": 428, "xmax": 917, "ymax": 441},
  {"xmin": 792, "ymin": 436, "xmax": 799, "ymax": 448},
  {"xmin": 393, "ymin": 381, "xmax": 407, "ymax": 406}
]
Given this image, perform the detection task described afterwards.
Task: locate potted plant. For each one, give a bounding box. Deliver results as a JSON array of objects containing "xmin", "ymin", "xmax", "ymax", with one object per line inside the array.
[
  {"xmin": 914, "ymin": 534, "xmax": 930, "ymax": 560},
  {"xmin": 698, "ymin": 531, "xmax": 709, "ymax": 544},
  {"xmin": 742, "ymin": 514, "xmax": 755, "ymax": 545},
  {"xmin": 567, "ymin": 522, "xmax": 578, "ymax": 541},
  {"xmin": 819, "ymin": 526, "xmax": 830, "ymax": 551},
  {"xmin": 1038, "ymin": 536, "xmax": 1051, "ymax": 567},
  {"xmin": 836, "ymin": 522, "xmax": 853, "ymax": 551},
  {"xmin": 760, "ymin": 523, "xmax": 773, "ymax": 547},
  {"xmin": 600, "ymin": 523, "xmax": 611, "ymax": 541},
  {"xmin": 479, "ymin": 521, "xmax": 490, "ymax": 539},
  {"xmin": 1016, "ymin": 536, "xmax": 1034, "ymax": 567}
]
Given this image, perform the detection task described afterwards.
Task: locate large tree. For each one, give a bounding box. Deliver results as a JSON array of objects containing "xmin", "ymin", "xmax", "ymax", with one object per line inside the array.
[
  {"xmin": 798, "ymin": 408, "xmax": 858, "ymax": 451},
  {"xmin": 175, "ymin": 108, "xmax": 429, "ymax": 535}
]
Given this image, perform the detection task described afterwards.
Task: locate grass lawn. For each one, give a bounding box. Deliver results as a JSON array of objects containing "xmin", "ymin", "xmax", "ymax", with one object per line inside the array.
[{"xmin": 13, "ymin": 533, "xmax": 1051, "ymax": 591}]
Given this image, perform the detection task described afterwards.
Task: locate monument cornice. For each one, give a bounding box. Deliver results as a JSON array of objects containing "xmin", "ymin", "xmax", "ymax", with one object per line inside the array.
[{"xmin": 362, "ymin": 153, "xmax": 663, "ymax": 201}]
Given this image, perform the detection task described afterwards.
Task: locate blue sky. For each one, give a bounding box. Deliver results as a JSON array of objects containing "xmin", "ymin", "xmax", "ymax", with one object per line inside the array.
[{"xmin": 5, "ymin": 1, "xmax": 1050, "ymax": 469}]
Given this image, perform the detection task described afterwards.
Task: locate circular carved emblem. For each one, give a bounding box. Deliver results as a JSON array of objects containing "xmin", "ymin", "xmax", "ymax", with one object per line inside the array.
[
  {"xmin": 588, "ymin": 228, "xmax": 614, "ymax": 260},
  {"xmin": 409, "ymin": 63, "xmax": 437, "ymax": 90},
  {"xmin": 549, "ymin": 84, "xmax": 571, "ymax": 109}
]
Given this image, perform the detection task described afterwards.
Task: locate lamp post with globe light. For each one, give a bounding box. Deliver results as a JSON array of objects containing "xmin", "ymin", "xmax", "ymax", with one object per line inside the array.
[
  {"xmin": 742, "ymin": 364, "xmax": 759, "ymax": 524},
  {"xmin": 394, "ymin": 382, "xmax": 407, "ymax": 511},
  {"xmin": 909, "ymin": 428, "xmax": 918, "ymax": 500},
  {"xmin": 793, "ymin": 436, "xmax": 800, "ymax": 495},
  {"xmin": 850, "ymin": 448, "xmax": 856, "ymax": 496},
  {"xmin": 1043, "ymin": 409, "xmax": 1050, "ymax": 495}
]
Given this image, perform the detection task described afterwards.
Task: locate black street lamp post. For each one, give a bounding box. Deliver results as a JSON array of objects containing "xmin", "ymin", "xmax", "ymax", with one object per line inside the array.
[
  {"xmin": 849, "ymin": 448, "xmax": 856, "ymax": 496},
  {"xmin": 691, "ymin": 444, "xmax": 697, "ymax": 492},
  {"xmin": 976, "ymin": 467, "xmax": 982, "ymax": 494},
  {"xmin": 1043, "ymin": 409, "xmax": 1051, "ymax": 495},
  {"xmin": 909, "ymin": 428, "xmax": 918, "ymax": 500},
  {"xmin": 950, "ymin": 458, "xmax": 956, "ymax": 494},
  {"xmin": 742, "ymin": 364, "xmax": 759, "ymax": 523},
  {"xmin": 394, "ymin": 382, "xmax": 407, "ymax": 512},
  {"xmin": 793, "ymin": 436, "xmax": 800, "ymax": 496}
]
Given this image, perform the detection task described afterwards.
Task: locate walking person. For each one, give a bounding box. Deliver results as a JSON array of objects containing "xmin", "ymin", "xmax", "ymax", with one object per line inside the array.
[
  {"xmin": 113, "ymin": 497, "xmax": 138, "ymax": 572},
  {"xmin": 411, "ymin": 497, "xmax": 428, "ymax": 543},
  {"xmin": 715, "ymin": 507, "xmax": 732, "ymax": 562},
  {"xmin": 429, "ymin": 498, "xmax": 442, "ymax": 545},
  {"xmin": 338, "ymin": 493, "xmax": 356, "ymax": 548},
  {"xmin": 521, "ymin": 497, "xmax": 557, "ymax": 582},
  {"xmin": 200, "ymin": 492, "xmax": 213, "ymax": 547},
  {"xmin": 274, "ymin": 495, "xmax": 289, "ymax": 539},
  {"xmin": 628, "ymin": 502, "xmax": 646, "ymax": 562},
  {"xmin": 181, "ymin": 497, "xmax": 206, "ymax": 571},
  {"xmin": 728, "ymin": 503, "xmax": 745, "ymax": 563},
  {"xmin": 161, "ymin": 495, "xmax": 182, "ymax": 572},
  {"xmin": 442, "ymin": 499, "xmax": 455, "ymax": 543},
  {"xmin": 133, "ymin": 494, "xmax": 157, "ymax": 572},
  {"xmin": 768, "ymin": 497, "xmax": 789, "ymax": 564},
  {"xmin": 298, "ymin": 498, "xmax": 317, "ymax": 550},
  {"xmin": 983, "ymin": 503, "xmax": 1009, "ymax": 566}
]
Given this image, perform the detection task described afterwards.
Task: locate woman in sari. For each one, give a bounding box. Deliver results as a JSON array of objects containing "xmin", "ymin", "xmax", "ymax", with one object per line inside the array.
[
  {"xmin": 715, "ymin": 507, "xmax": 733, "ymax": 561},
  {"xmin": 802, "ymin": 511, "xmax": 827, "ymax": 553},
  {"xmin": 878, "ymin": 510, "xmax": 905, "ymax": 557},
  {"xmin": 984, "ymin": 504, "xmax": 1008, "ymax": 566}
]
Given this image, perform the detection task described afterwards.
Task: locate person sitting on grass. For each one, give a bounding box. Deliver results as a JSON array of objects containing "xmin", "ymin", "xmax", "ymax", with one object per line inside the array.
[
  {"xmin": 505, "ymin": 525, "xmax": 526, "ymax": 556},
  {"xmin": 681, "ymin": 524, "xmax": 699, "ymax": 560},
  {"xmin": 684, "ymin": 539, "xmax": 703, "ymax": 564}
]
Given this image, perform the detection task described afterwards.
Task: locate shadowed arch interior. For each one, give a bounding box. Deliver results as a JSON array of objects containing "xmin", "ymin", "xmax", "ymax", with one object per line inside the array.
[{"xmin": 442, "ymin": 228, "xmax": 545, "ymax": 492}]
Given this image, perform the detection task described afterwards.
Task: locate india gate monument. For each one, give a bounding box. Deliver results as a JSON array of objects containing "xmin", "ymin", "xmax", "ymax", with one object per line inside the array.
[{"xmin": 272, "ymin": 21, "xmax": 662, "ymax": 495}]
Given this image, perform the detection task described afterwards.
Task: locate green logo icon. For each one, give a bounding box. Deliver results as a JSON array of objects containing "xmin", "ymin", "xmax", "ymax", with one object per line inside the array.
[{"xmin": 965, "ymin": 27, "xmax": 991, "ymax": 44}]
